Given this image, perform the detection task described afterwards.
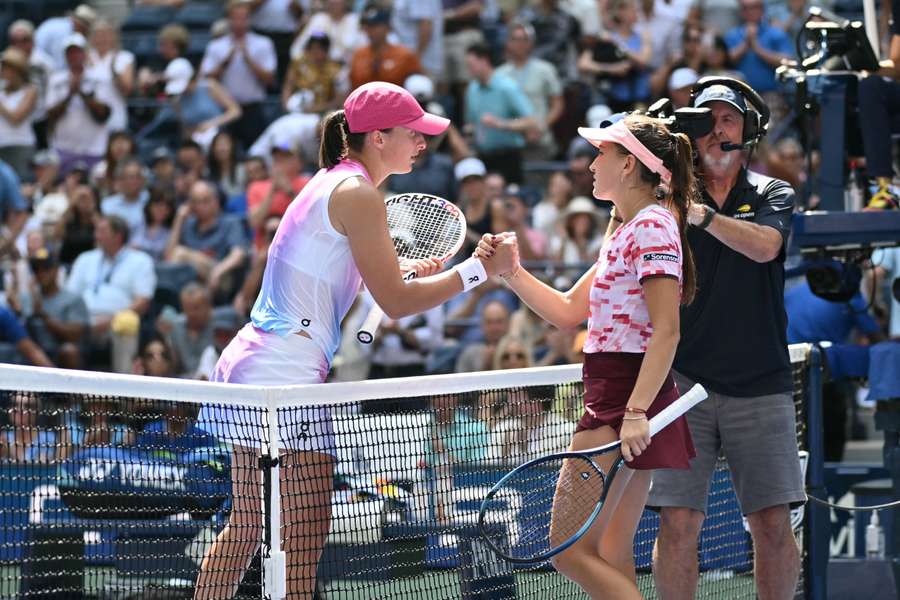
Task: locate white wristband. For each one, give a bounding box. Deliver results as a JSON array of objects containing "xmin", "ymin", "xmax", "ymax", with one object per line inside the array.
[{"xmin": 456, "ymin": 257, "xmax": 488, "ymax": 292}]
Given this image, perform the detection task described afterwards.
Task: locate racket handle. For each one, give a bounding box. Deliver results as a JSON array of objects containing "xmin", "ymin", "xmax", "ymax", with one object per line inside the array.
[
  {"xmin": 357, "ymin": 304, "xmax": 385, "ymax": 344},
  {"xmin": 648, "ymin": 383, "xmax": 707, "ymax": 437}
]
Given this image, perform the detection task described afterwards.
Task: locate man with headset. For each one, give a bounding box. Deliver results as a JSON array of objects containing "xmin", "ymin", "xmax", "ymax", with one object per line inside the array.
[{"xmin": 648, "ymin": 77, "xmax": 806, "ymax": 600}]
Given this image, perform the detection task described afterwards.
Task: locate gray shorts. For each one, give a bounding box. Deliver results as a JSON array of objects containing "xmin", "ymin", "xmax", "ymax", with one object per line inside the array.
[{"xmin": 647, "ymin": 371, "xmax": 806, "ymax": 516}]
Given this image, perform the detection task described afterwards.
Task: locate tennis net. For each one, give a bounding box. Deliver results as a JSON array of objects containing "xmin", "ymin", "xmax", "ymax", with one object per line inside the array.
[{"xmin": 0, "ymin": 343, "xmax": 819, "ymax": 599}]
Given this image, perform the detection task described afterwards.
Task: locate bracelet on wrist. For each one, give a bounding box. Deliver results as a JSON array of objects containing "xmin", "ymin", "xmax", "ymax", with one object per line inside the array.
[
  {"xmin": 624, "ymin": 406, "xmax": 647, "ymax": 415},
  {"xmin": 622, "ymin": 415, "xmax": 648, "ymax": 421},
  {"xmin": 499, "ymin": 264, "xmax": 521, "ymax": 281}
]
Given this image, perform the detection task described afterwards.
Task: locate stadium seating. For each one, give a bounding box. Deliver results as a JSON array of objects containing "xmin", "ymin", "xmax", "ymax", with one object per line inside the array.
[{"xmin": 175, "ymin": 2, "xmax": 224, "ymax": 30}]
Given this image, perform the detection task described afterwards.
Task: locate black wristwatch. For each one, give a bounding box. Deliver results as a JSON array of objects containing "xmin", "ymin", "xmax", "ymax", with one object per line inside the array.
[{"xmin": 697, "ymin": 205, "xmax": 715, "ymax": 230}]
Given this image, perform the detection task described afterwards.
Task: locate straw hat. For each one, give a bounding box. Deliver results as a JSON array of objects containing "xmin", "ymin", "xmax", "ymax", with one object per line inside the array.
[
  {"xmin": 560, "ymin": 196, "xmax": 603, "ymax": 225},
  {"xmin": 0, "ymin": 48, "xmax": 29, "ymax": 79}
]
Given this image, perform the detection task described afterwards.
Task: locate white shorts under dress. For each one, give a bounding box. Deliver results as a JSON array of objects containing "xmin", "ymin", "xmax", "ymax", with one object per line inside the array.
[{"xmin": 198, "ymin": 324, "xmax": 335, "ymax": 455}]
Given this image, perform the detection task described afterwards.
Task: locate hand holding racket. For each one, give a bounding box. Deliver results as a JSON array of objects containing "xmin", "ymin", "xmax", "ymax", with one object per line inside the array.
[
  {"xmin": 478, "ymin": 383, "xmax": 707, "ymax": 564},
  {"xmin": 357, "ymin": 193, "xmax": 467, "ymax": 344}
]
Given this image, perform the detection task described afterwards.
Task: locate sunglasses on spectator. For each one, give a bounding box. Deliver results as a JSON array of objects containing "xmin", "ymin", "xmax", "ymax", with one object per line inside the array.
[{"xmin": 502, "ymin": 352, "xmax": 527, "ymax": 360}]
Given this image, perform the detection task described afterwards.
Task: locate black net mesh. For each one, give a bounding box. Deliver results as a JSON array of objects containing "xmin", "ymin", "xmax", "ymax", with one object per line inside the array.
[{"xmin": 0, "ymin": 347, "xmax": 812, "ymax": 599}]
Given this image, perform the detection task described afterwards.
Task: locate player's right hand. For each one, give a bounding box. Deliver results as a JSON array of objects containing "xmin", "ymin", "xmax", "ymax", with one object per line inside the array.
[{"xmin": 480, "ymin": 233, "xmax": 519, "ymax": 277}]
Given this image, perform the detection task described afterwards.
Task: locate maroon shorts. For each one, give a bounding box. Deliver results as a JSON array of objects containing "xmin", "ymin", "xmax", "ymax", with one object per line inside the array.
[{"xmin": 576, "ymin": 352, "xmax": 696, "ymax": 470}]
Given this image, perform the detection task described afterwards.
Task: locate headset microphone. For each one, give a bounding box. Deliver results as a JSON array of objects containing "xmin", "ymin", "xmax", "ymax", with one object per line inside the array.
[{"xmin": 720, "ymin": 141, "xmax": 749, "ymax": 152}]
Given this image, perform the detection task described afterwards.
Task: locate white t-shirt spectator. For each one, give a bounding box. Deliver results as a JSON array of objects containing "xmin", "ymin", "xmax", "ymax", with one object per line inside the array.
[
  {"xmin": 249, "ymin": 112, "xmax": 321, "ymax": 166},
  {"xmin": 291, "ymin": 11, "xmax": 365, "ymax": 64},
  {"xmin": 65, "ymin": 247, "xmax": 156, "ymax": 320},
  {"xmin": 0, "ymin": 87, "xmax": 37, "ymax": 147},
  {"xmin": 34, "ymin": 16, "xmax": 73, "ymax": 69},
  {"xmin": 251, "ymin": 0, "xmax": 306, "ymax": 34},
  {"xmin": 873, "ymin": 247, "xmax": 900, "ymax": 337},
  {"xmin": 45, "ymin": 69, "xmax": 112, "ymax": 157},
  {"xmin": 391, "ymin": 0, "xmax": 444, "ymax": 79},
  {"xmin": 28, "ymin": 48, "xmax": 56, "ymax": 120},
  {"xmin": 200, "ymin": 33, "xmax": 277, "ymax": 104},
  {"xmin": 87, "ymin": 48, "xmax": 135, "ymax": 132}
]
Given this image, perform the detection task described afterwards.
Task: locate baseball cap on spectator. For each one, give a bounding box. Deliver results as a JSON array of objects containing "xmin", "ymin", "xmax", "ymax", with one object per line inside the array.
[
  {"xmin": 32, "ymin": 149, "xmax": 60, "ymax": 168},
  {"xmin": 585, "ymin": 104, "xmax": 613, "ymax": 129},
  {"xmin": 66, "ymin": 160, "xmax": 90, "ymax": 177},
  {"xmin": 693, "ymin": 83, "xmax": 747, "ymax": 114},
  {"xmin": 668, "ymin": 67, "xmax": 699, "ymax": 92},
  {"xmin": 164, "ymin": 58, "xmax": 194, "ymax": 96},
  {"xmin": 28, "ymin": 245, "xmax": 60, "ymax": 271},
  {"xmin": 344, "ymin": 81, "xmax": 449, "ymax": 135},
  {"xmin": 72, "ymin": 4, "xmax": 97, "ymax": 28},
  {"xmin": 212, "ymin": 306, "xmax": 243, "ymax": 332},
  {"xmin": 454, "ymin": 157, "xmax": 487, "ymax": 182},
  {"xmin": 360, "ymin": 6, "xmax": 391, "ymax": 26},
  {"xmin": 64, "ymin": 32, "xmax": 87, "ymax": 51},
  {"xmin": 404, "ymin": 74, "xmax": 435, "ymax": 103},
  {"xmin": 150, "ymin": 146, "xmax": 174, "ymax": 165},
  {"xmin": 271, "ymin": 141, "xmax": 297, "ymax": 156}
]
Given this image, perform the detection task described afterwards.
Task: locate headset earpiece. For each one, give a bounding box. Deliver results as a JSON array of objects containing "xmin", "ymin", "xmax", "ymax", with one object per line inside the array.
[{"xmin": 688, "ymin": 76, "xmax": 769, "ymax": 146}]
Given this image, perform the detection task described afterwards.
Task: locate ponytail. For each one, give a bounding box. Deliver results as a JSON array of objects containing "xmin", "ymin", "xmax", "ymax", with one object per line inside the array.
[
  {"xmin": 619, "ymin": 114, "xmax": 698, "ymax": 305},
  {"xmin": 319, "ymin": 109, "xmax": 368, "ymax": 169},
  {"xmin": 667, "ymin": 131, "xmax": 698, "ymax": 305},
  {"xmin": 319, "ymin": 110, "xmax": 348, "ymax": 168}
]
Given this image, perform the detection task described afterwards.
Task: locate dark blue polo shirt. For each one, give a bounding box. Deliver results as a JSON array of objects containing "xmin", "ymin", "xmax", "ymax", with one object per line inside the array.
[{"xmin": 674, "ymin": 169, "xmax": 795, "ymax": 397}]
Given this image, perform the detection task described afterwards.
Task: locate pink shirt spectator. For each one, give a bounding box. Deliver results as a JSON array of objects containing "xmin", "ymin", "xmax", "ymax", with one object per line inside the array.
[{"xmin": 584, "ymin": 205, "xmax": 682, "ymax": 354}]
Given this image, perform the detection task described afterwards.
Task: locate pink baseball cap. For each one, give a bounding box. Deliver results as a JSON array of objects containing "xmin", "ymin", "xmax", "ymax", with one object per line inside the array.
[{"xmin": 344, "ymin": 81, "xmax": 450, "ymax": 135}]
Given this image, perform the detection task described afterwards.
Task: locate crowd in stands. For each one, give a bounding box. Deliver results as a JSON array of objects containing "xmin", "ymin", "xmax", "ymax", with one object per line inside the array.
[{"xmin": 0, "ymin": 0, "xmax": 899, "ymax": 462}]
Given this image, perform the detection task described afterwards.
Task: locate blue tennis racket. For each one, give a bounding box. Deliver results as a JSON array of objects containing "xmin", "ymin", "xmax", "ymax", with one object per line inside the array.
[{"xmin": 477, "ymin": 383, "xmax": 707, "ymax": 564}]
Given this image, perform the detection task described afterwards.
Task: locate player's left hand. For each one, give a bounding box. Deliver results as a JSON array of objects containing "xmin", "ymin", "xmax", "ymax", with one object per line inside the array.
[
  {"xmin": 619, "ymin": 417, "xmax": 650, "ymax": 462},
  {"xmin": 402, "ymin": 257, "xmax": 444, "ymax": 279}
]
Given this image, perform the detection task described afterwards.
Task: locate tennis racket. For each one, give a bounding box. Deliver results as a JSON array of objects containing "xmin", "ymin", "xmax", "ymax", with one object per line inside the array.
[
  {"xmin": 356, "ymin": 193, "xmax": 467, "ymax": 344},
  {"xmin": 478, "ymin": 383, "xmax": 707, "ymax": 564}
]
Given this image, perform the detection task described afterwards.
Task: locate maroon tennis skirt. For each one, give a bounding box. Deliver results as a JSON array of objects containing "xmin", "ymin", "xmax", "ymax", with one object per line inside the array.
[{"xmin": 577, "ymin": 352, "xmax": 696, "ymax": 470}]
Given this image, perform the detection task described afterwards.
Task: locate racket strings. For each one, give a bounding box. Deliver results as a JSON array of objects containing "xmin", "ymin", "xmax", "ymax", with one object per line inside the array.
[
  {"xmin": 482, "ymin": 456, "xmax": 608, "ymax": 562},
  {"xmin": 386, "ymin": 200, "xmax": 465, "ymax": 262}
]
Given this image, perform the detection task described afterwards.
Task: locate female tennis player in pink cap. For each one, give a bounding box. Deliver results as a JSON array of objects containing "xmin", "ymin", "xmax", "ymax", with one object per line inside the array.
[
  {"xmin": 195, "ymin": 82, "xmax": 516, "ymax": 599},
  {"xmin": 477, "ymin": 114, "xmax": 697, "ymax": 598}
]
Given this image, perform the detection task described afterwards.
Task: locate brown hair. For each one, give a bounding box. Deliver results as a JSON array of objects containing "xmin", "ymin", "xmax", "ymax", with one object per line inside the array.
[
  {"xmin": 158, "ymin": 24, "xmax": 190, "ymax": 54},
  {"xmin": 318, "ymin": 109, "xmax": 367, "ymax": 169},
  {"xmin": 617, "ymin": 114, "xmax": 698, "ymax": 304}
]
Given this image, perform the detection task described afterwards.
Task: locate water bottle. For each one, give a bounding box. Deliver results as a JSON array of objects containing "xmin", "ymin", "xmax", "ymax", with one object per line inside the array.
[
  {"xmin": 866, "ymin": 510, "xmax": 885, "ymax": 559},
  {"xmin": 845, "ymin": 160, "xmax": 864, "ymax": 212}
]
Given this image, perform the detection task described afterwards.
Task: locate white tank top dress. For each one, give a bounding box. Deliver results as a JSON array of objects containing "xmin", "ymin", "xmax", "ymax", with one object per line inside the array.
[{"xmin": 198, "ymin": 159, "xmax": 371, "ymax": 453}]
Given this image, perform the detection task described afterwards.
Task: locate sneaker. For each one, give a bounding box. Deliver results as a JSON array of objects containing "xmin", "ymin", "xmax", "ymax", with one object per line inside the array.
[{"xmin": 865, "ymin": 185, "xmax": 900, "ymax": 210}]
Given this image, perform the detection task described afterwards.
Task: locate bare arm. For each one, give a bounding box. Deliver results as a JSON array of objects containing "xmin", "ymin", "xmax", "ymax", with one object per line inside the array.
[
  {"xmin": 129, "ymin": 296, "xmax": 150, "ymax": 316},
  {"xmin": 16, "ymin": 338, "xmax": 55, "ymax": 368},
  {"xmin": 111, "ymin": 56, "xmax": 135, "ymax": 98},
  {"xmin": 0, "ymin": 86, "xmax": 37, "ymax": 125},
  {"xmin": 417, "ymin": 19, "xmax": 433, "ymax": 56},
  {"xmin": 700, "ymin": 210, "xmax": 783, "ymax": 263},
  {"xmin": 502, "ymin": 263, "xmax": 596, "ymax": 331},
  {"xmin": 623, "ymin": 277, "xmax": 680, "ymax": 411},
  {"xmin": 332, "ymin": 180, "xmax": 512, "ymax": 319},
  {"xmin": 205, "ymin": 78, "xmax": 242, "ymax": 129},
  {"xmin": 81, "ymin": 91, "xmax": 111, "ymax": 124},
  {"xmin": 546, "ymin": 94, "xmax": 564, "ymax": 128}
]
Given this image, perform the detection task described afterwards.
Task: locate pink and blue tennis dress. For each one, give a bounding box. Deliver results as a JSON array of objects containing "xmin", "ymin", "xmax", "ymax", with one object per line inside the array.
[
  {"xmin": 578, "ymin": 204, "xmax": 695, "ymax": 470},
  {"xmin": 199, "ymin": 159, "xmax": 371, "ymax": 453}
]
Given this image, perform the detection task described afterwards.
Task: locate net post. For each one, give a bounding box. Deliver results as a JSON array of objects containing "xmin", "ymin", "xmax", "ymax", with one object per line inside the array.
[
  {"xmin": 805, "ymin": 344, "xmax": 828, "ymax": 600},
  {"xmin": 263, "ymin": 398, "xmax": 286, "ymax": 600}
]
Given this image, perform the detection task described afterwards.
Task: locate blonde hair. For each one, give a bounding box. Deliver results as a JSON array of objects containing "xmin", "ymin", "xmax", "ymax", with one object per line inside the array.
[{"xmin": 492, "ymin": 335, "xmax": 534, "ymax": 370}]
